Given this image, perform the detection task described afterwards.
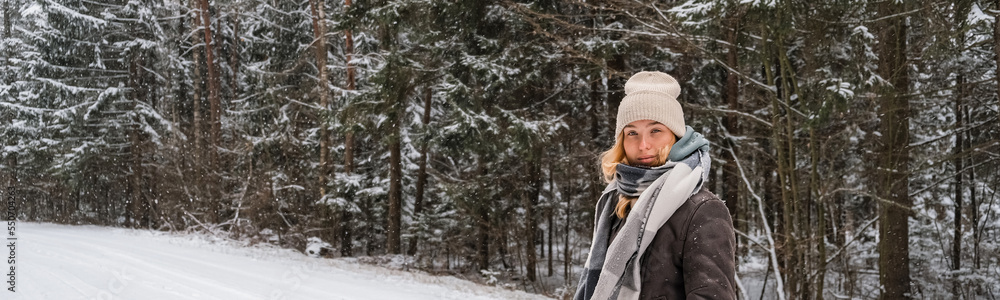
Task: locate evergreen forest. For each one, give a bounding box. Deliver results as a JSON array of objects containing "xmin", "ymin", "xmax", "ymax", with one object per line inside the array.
[{"xmin": 1, "ymin": 0, "xmax": 998, "ymax": 298}]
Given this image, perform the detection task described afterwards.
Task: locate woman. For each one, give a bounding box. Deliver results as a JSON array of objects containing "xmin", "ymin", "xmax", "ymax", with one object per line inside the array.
[{"xmin": 574, "ymin": 71, "xmax": 736, "ymax": 300}]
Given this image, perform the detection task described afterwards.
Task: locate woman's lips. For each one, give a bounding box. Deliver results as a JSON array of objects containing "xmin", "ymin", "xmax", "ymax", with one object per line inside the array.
[{"xmin": 637, "ymin": 155, "xmax": 655, "ymax": 164}]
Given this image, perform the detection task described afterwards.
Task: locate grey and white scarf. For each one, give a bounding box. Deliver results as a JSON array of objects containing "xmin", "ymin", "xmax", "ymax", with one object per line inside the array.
[
  {"xmin": 575, "ymin": 127, "xmax": 711, "ymax": 300},
  {"xmin": 613, "ymin": 162, "xmax": 670, "ymax": 198}
]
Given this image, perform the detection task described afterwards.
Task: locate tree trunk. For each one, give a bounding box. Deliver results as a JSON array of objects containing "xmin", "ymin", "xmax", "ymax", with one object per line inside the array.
[
  {"xmin": 340, "ymin": 131, "xmax": 355, "ymax": 257},
  {"xmin": 385, "ymin": 74, "xmax": 406, "ymax": 254},
  {"xmin": 310, "ymin": 0, "xmax": 331, "ymax": 197},
  {"xmin": 969, "ymin": 151, "xmax": 980, "ymax": 270},
  {"xmin": 127, "ymin": 55, "xmax": 147, "ymax": 228},
  {"xmin": 762, "ymin": 28, "xmax": 796, "ymax": 297},
  {"xmin": 369, "ymin": 0, "xmax": 407, "ymax": 256},
  {"xmin": 339, "ymin": 0, "xmax": 356, "ymax": 257},
  {"xmin": 812, "ymin": 126, "xmax": 826, "ymax": 300},
  {"xmin": 198, "ymin": 0, "xmax": 222, "ymax": 223},
  {"xmin": 199, "ymin": 0, "xmax": 220, "ymax": 167},
  {"xmin": 229, "ymin": 13, "xmax": 240, "ymax": 98},
  {"xmin": 407, "ymin": 87, "xmax": 433, "ymax": 256},
  {"xmin": 547, "ymin": 162, "xmax": 554, "ymax": 277},
  {"xmin": 1, "ymin": 0, "xmax": 8, "ymax": 95},
  {"xmin": 722, "ymin": 6, "xmax": 742, "ymax": 245},
  {"xmin": 188, "ymin": 1, "xmax": 206, "ymax": 225},
  {"xmin": 523, "ymin": 147, "xmax": 541, "ymax": 282},
  {"xmin": 3, "ymin": 0, "xmax": 10, "ymax": 38},
  {"xmin": 6, "ymin": 155, "xmax": 14, "ymax": 201},
  {"xmin": 387, "ymin": 117, "xmax": 402, "ymax": 254},
  {"xmin": 777, "ymin": 41, "xmax": 806, "ymax": 298},
  {"xmin": 498, "ymin": 220, "xmax": 510, "ymax": 270},
  {"xmin": 563, "ymin": 160, "xmax": 572, "ymax": 284},
  {"xmin": 190, "ymin": 0, "xmax": 204, "ymax": 158},
  {"xmin": 128, "ymin": 125, "xmax": 144, "ymax": 227},
  {"xmin": 478, "ymin": 205, "xmax": 490, "ymax": 271},
  {"xmin": 948, "ymin": 1, "xmax": 973, "ymax": 294},
  {"xmin": 345, "ymin": 2, "xmax": 356, "ymax": 92},
  {"xmin": 875, "ymin": 1, "xmax": 912, "ymax": 298},
  {"xmin": 996, "ymin": 0, "xmax": 1000, "ymax": 110},
  {"xmin": 952, "ymin": 74, "xmax": 964, "ymax": 299},
  {"xmin": 968, "ymin": 106, "xmax": 983, "ymax": 269},
  {"xmin": 475, "ymin": 160, "xmax": 491, "ymax": 270}
]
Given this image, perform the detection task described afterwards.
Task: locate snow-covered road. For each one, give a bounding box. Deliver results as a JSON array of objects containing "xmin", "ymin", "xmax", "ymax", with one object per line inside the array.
[{"xmin": 10, "ymin": 222, "xmax": 550, "ymax": 300}]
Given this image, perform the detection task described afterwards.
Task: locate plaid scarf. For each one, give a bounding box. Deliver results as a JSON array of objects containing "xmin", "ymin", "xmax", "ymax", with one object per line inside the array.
[
  {"xmin": 575, "ymin": 127, "xmax": 710, "ymax": 300},
  {"xmin": 614, "ymin": 162, "xmax": 671, "ymax": 198}
]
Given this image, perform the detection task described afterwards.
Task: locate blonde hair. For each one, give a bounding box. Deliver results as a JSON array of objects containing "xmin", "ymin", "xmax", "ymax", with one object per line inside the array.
[
  {"xmin": 599, "ymin": 133, "xmax": 672, "ymax": 219},
  {"xmin": 599, "ymin": 134, "xmax": 629, "ymax": 184}
]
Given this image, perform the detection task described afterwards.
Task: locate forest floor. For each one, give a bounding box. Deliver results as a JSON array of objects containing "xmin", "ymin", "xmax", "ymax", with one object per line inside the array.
[{"xmin": 8, "ymin": 222, "xmax": 552, "ymax": 300}]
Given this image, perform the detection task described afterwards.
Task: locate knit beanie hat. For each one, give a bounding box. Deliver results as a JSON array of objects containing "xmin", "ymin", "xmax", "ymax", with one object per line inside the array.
[{"xmin": 615, "ymin": 71, "xmax": 686, "ymax": 143}]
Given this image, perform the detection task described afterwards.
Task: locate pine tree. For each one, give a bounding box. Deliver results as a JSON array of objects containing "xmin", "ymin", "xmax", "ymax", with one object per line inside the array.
[{"xmin": 874, "ymin": 1, "xmax": 912, "ymax": 298}]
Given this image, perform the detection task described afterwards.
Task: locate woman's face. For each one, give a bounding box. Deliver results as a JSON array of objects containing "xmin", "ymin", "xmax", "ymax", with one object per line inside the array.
[{"xmin": 623, "ymin": 119, "xmax": 676, "ymax": 167}]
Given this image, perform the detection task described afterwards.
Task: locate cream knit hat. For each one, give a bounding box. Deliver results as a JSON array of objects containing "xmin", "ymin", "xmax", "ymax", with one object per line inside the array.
[{"xmin": 615, "ymin": 71, "xmax": 686, "ymax": 142}]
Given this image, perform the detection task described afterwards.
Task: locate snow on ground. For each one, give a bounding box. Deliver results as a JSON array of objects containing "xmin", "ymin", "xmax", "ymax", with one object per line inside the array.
[{"xmin": 9, "ymin": 222, "xmax": 552, "ymax": 300}]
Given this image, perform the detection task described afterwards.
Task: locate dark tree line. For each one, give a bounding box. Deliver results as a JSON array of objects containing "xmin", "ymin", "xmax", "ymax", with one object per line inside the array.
[{"xmin": 1, "ymin": 0, "xmax": 998, "ymax": 298}]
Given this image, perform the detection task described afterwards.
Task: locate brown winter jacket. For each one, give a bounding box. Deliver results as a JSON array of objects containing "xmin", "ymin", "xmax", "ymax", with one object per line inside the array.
[{"xmin": 609, "ymin": 188, "xmax": 737, "ymax": 300}]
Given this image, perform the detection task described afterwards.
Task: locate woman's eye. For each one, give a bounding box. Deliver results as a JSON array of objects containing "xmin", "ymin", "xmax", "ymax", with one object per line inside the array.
[
  {"xmin": 651, "ymin": 129, "xmax": 662, "ymax": 133},
  {"xmin": 626, "ymin": 131, "xmax": 637, "ymax": 136}
]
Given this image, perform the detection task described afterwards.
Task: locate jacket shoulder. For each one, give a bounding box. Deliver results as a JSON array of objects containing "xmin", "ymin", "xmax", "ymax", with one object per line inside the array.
[
  {"xmin": 688, "ymin": 188, "xmax": 721, "ymax": 206},
  {"xmin": 670, "ymin": 188, "xmax": 728, "ymax": 240}
]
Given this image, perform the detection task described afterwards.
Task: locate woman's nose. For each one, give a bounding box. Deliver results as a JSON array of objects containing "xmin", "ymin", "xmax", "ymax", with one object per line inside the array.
[{"xmin": 640, "ymin": 136, "xmax": 650, "ymax": 149}]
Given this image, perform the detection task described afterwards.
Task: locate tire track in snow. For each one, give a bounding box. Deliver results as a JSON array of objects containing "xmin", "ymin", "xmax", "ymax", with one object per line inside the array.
[
  {"xmin": 42, "ymin": 268, "xmax": 102, "ymax": 298},
  {"xmin": 25, "ymin": 226, "xmax": 270, "ymax": 299},
  {"xmin": 16, "ymin": 223, "xmax": 553, "ymax": 300}
]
